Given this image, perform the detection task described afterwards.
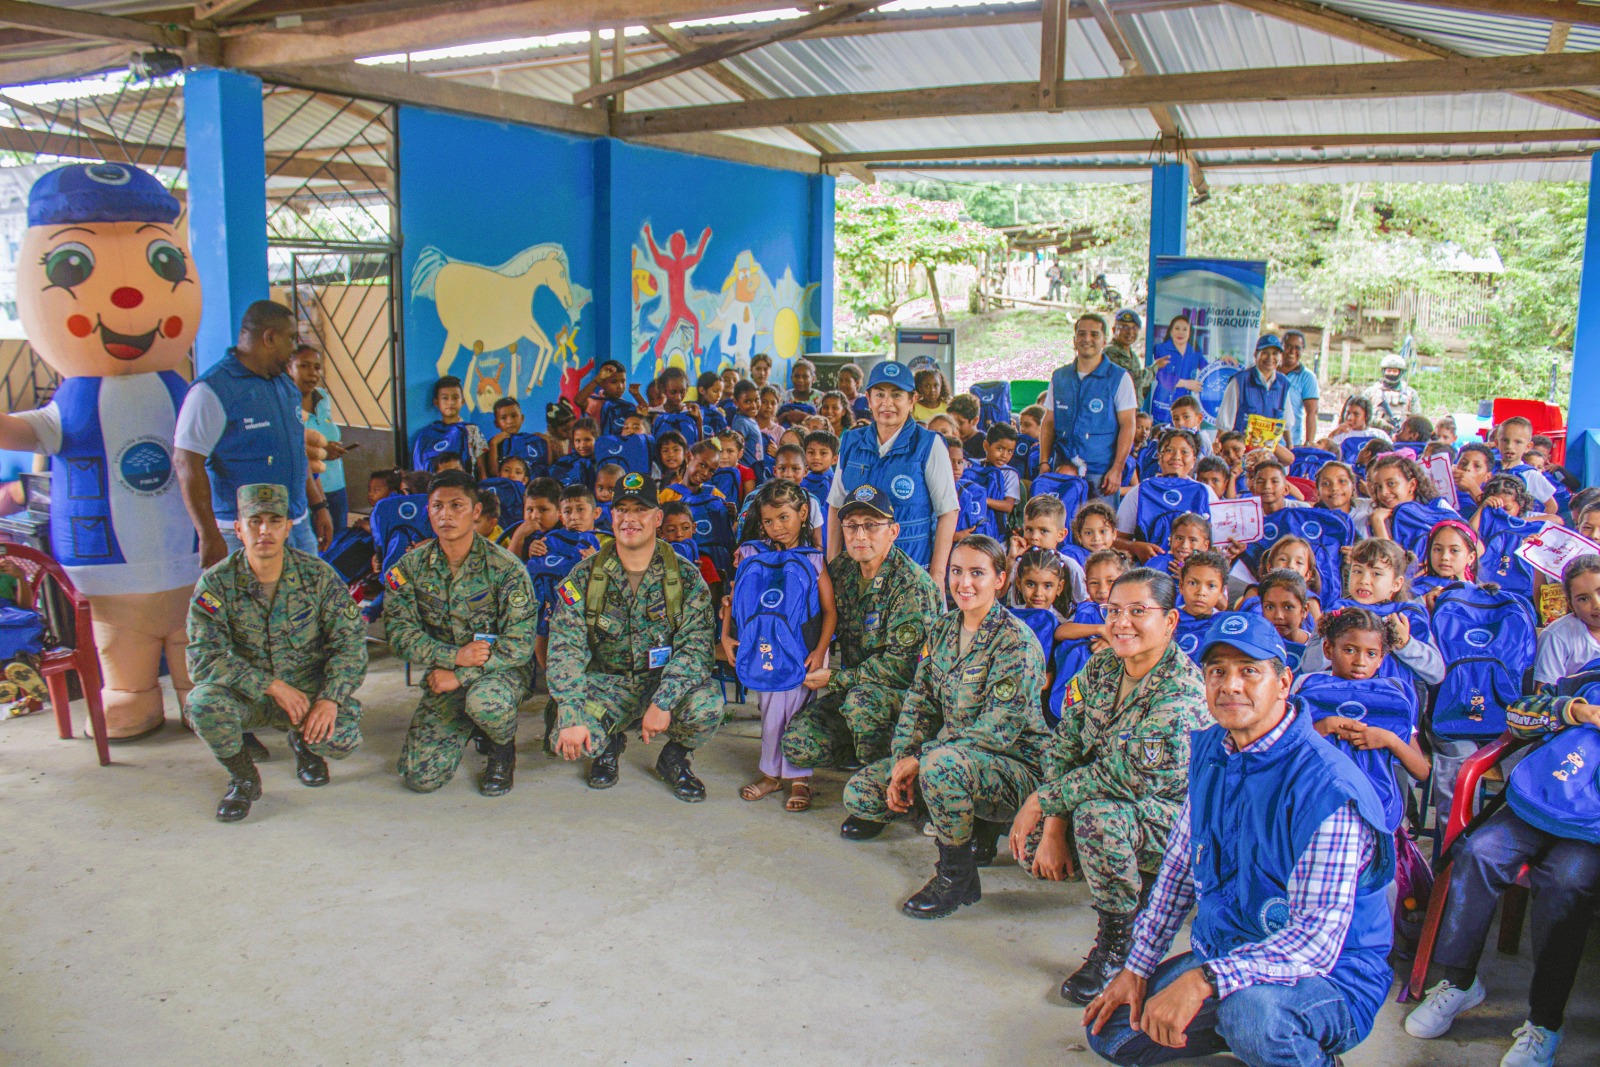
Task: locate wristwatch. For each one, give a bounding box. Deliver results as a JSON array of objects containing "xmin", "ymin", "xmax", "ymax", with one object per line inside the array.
[
  {"xmin": 310, "ymin": 500, "xmax": 330, "ymax": 512},
  {"xmin": 1199, "ymin": 962, "xmax": 1219, "ymax": 995}
]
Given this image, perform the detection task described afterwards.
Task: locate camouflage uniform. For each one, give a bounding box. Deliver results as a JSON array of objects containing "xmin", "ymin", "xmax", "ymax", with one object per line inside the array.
[
  {"xmin": 384, "ymin": 535, "xmax": 536, "ymax": 792},
  {"xmin": 1104, "ymin": 341, "xmax": 1154, "ymax": 404},
  {"xmin": 186, "ymin": 546, "xmax": 368, "ymax": 762},
  {"xmin": 782, "ymin": 546, "xmax": 944, "ymax": 768},
  {"xmin": 844, "ymin": 602, "xmax": 1050, "ymax": 844},
  {"xmin": 544, "ymin": 540, "xmax": 723, "ymax": 749},
  {"xmin": 1016, "ymin": 642, "xmax": 1212, "ymax": 913}
]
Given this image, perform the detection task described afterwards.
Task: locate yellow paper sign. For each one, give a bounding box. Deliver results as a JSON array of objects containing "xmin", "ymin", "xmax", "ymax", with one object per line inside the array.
[
  {"xmin": 1538, "ymin": 582, "xmax": 1570, "ymax": 627},
  {"xmin": 1245, "ymin": 414, "xmax": 1286, "ymax": 451}
]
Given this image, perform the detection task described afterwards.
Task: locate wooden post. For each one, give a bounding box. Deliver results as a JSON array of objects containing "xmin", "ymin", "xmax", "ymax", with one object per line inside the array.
[
  {"xmin": 1340, "ymin": 339, "xmax": 1352, "ymax": 383},
  {"xmin": 612, "ymin": 27, "xmax": 625, "ymax": 111},
  {"xmin": 925, "ymin": 263, "xmax": 945, "ymax": 327}
]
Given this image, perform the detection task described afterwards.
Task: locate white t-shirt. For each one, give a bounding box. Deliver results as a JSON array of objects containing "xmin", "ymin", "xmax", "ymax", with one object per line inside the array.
[
  {"xmin": 827, "ymin": 422, "xmax": 959, "ymax": 517},
  {"xmin": 1116, "ymin": 481, "xmax": 1222, "ymax": 535},
  {"xmin": 1534, "ymin": 612, "xmax": 1600, "ymax": 685},
  {"xmin": 1514, "ymin": 468, "xmax": 1556, "ymax": 506}
]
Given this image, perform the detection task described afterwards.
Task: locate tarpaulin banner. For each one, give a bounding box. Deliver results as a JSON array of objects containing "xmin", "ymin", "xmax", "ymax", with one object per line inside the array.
[{"xmin": 1147, "ymin": 256, "xmax": 1268, "ymax": 423}]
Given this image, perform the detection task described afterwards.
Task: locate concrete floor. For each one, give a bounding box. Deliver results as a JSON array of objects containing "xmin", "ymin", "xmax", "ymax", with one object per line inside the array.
[{"xmin": 1, "ymin": 652, "xmax": 1595, "ymax": 1066}]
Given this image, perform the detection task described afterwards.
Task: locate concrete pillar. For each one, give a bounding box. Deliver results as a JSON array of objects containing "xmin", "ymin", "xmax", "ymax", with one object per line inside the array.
[
  {"xmin": 1568, "ymin": 153, "xmax": 1600, "ymax": 482},
  {"xmin": 1147, "ymin": 161, "xmax": 1189, "ymax": 363},
  {"xmin": 182, "ymin": 68, "xmax": 268, "ymax": 371},
  {"xmin": 808, "ymin": 173, "xmax": 836, "ymax": 352}
]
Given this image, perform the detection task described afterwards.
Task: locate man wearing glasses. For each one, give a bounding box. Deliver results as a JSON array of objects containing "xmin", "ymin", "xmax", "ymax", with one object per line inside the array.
[
  {"xmin": 783, "ymin": 485, "xmax": 944, "ymax": 835},
  {"xmin": 384, "ymin": 469, "xmax": 536, "ymax": 796}
]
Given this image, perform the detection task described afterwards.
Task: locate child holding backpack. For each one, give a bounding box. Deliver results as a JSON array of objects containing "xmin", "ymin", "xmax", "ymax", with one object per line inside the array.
[
  {"xmin": 1300, "ymin": 537, "xmax": 1445, "ymax": 686},
  {"xmin": 723, "ymin": 480, "xmax": 836, "ymax": 813},
  {"xmin": 1414, "ymin": 518, "xmax": 1483, "ymax": 608},
  {"xmin": 1046, "ymin": 549, "xmax": 1127, "ymax": 723},
  {"xmin": 1253, "ymin": 569, "xmax": 1314, "ymax": 669},
  {"xmin": 410, "ymin": 375, "xmax": 487, "ymax": 473},
  {"xmin": 1008, "ymin": 547, "xmax": 1068, "ymax": 661}
]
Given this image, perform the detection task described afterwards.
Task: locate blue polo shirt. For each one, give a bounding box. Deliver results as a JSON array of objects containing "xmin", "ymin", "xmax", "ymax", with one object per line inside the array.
[
  {"xmin": 175, "ymin": 349, "xmax": 309, "ymax": 525},
  {"xmin": 1281, "ymin": 364, "xmax": 1320, "ymax": 443}
]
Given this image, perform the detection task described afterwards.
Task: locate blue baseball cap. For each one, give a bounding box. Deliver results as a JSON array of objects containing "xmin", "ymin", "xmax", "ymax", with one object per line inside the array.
[
  {"xmin": 865, "ymin": 360, "xmax": 914, "ymax": 393},
  {"xmin": 1255, "ymin": 333, "xmax": 1284, "ymax": 353},
  {"xmin": 28, "ymin": 162, "xmax": 180, "ymax": 226},
  {"xmin": 1198, "ymin": 611, "xmax": 1287, "ymax": 663}
]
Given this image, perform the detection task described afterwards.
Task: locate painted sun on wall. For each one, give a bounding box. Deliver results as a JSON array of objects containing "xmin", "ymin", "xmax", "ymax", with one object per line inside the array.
[
  {"xmin": 410, "ymin": 242, "xmax": 592, "ymax": 414},
  {"xmin": 631, "ymin": 222, "xmax": 819, "ymax": 382}
]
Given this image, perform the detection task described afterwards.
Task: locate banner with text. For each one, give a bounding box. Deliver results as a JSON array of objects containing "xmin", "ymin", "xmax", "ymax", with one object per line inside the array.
[{"xmin": 1148, "ymin": 256, "xmax": 1268, "ymax": 423}]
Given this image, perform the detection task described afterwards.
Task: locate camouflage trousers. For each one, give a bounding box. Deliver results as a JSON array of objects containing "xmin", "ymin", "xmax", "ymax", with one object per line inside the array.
[
  {"xmin": 564, "ymin": 670, "xmax": 725, "ymax": 750},
  {"xmin": 397, "ymin": 669, "xmax": 528, "ymax": 793},
  {"xmin": 188, "ymin": 683, "xmax": 362, "ymax": 764},
  {"xmin": 1015, "ymin": 797, "xmax": 1174, "ymax": 914},
  {"xmin": 780, "ymin": 682, "xmax": 901, "ymax": 768},
  {"xmin": 843, "ymin": 743, "xmax": 1038, "ymax": 845}
]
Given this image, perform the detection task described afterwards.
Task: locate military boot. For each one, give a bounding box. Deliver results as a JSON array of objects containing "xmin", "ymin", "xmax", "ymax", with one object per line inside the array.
[
  {"xmin": 902, "ymin": 840, "xmax": 982, "ymax": 919},
  {"xmin": 587, "ymin": 731, "xmax": 625, "ymax": 789},
  {"xmin": 286, "ymin": 729, "xmax": 329, "ymax": 787},
  {"xmin": 655, "ymin": 740, "xmax": 705, "ymax": 802},
  {"xmin": 216, "ymin": 750, "xmax": 262, "ymax": 823},
  {"xmin": 242, "ymin": 731, "xmax": 269, "ymax": 761},
  {"xmin": 1061, "ymin": 908, "xmax": 1138, "ymax": 1004},
  {"xmin": 971, "ymin": 818, "xmax": 1009, "ymax": 866},
  {"xmin": 479, "ymin": 738, "xmax": 516, "ymax": 797},
  {"xmin": 840, "ymin": 815, "xmax": 886, "ymax": 840}
]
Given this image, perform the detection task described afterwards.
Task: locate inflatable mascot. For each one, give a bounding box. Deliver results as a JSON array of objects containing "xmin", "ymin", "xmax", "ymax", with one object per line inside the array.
[{"xmin": 0, "ymin": 162, "xmax": 202, "ymax": 739}]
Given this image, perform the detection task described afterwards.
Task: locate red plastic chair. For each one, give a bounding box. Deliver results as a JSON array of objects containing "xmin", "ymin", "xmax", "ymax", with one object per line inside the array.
[
  {"xmin": 1490, "ymin": 399, "xmax": 1567, "ymax": 466},
  {"xmin": 0, "ymin": 543, "xmax": 110, "ymax": 766},
  {"xmin": 1407, "ymin": 732, "xmax": 1531, "ymax": 998}
]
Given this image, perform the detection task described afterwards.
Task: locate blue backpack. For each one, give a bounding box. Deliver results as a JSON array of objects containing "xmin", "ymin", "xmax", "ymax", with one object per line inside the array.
[
  {"xmin": 800, "ymin": 469, "xmax": 834, "ymax": 529},
  {"xmin": 1503, "ymin": 660, "xmax": 1600, "ymax": 843},
  {"xmin": 1242, "ymin": 507, "xmax": 1354, "ymax": 603},
  {"xmin": 668, "ymin": 537, "xmax": 699, "ymax": 566},
  {"xmin": 1340, "ymin": 434, "xmax": 1379, "ymax": 477},
  {"xmin": 969, "ymin": 382, "xmax": 1011, "ymax": 430},
  {"xmin": 1047, "ymin": 602, "xmax": 1105, "ymax": 723},
  {"xmin": 594, "ymin": 433, "xmax": 653, "ymax": 476},
  {"xmin": 1009, "ymin": 606, "xmax": 1057, "ymax": 656},
  {"xmin": 1030, "ymin": 472, "xmax": 1089, "ymax": 522},
  {"xmin": 1291, "ymin": 446, "xmax": 1336, "ymax": 481},
  {"xmin": 410, "ymin": 421, "xmax": 470, "ymax": 472},
  {"xmin": 1477, "ymin": 506, "xmax": 1547, "ymax": 600},
  {"xmin": 957, "ymin": 479, "xmax": 987, "ymax": 533},
  {"xmin": 1011, "ymin": 432, "xmax": 1040, "ymax": 482},
  {"xmin": 1429, "ymin": 582, "xmax": 1536, "ymax": 741},
  {"xmin": 598, "ymin": 397, "xmax": 633, "ymax": 437},
  {"xmin": 709, "ymin": 466, "xmax": 742, "ymax": 506},
  {"xmin": 730, "ymin": 545, "xmax": 822, "ymax": 692},
  {"xmin": 701, "ymin": 404, "xmax": 727, "ymax": 437},
  {"xmin": 672, "ymin": 483, "xmax": 735, "ymax": 575},
  {"xmin": 371, "ymin": 494, "xmax": 433, "ymax": 575},
  {"xmin": 320, "ymin": 527, "xmax": 376, "ymax": 585},
  {"xmin": 1135, "ymin": 476, "xmax": 1211, "ymax": 544},
  {"xmin": 1173, "ymin": 610, "xmax": 1213, "ymax": 664},
  {"xmin": 654, "ymin": 410, "xmax": 699, "ymax": 445},
  {"xmin": 1298, "ymin": 673, "xmax": 1419, "ymax": 832},
  {"xmin": 974, "ymin": 464, "xmax": 1016, "ymax": 538},
  {"xmin": 1135, "ymin": 438, "xmax": 1162, "ymax": 481},
  {"xmin": 0, "ymin": 602, "xmax": 44, "ymax": 660},
  {"xmin": 549, "ymin": 452, "xmax": 595, "ymax": 488},
  {"xmin": 1390, "ymin": 499, "xmax": 1453, "ymax": 561},
  {"xmin": 525, "ymin": 528, "xmax": 601, "ymax": 627},
  {"xmin": 496, "ymin": 432, "xmax": 549, "ymax": 480},
  {"xmin": 479, "ymin": 477, "xmax": 524, "ymax": 528}
]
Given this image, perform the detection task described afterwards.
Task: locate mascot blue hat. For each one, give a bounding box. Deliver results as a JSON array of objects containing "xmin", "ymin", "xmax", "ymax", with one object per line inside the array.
[{"xmin": 27, "ymin": 162, "xmax": 180, "ymax": 227}]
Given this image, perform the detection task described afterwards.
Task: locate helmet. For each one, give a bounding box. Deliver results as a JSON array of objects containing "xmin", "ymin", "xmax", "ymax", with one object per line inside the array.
[{"xmin": 1380, "ymin": 354, "xmax": 1407, "ymax": 372}]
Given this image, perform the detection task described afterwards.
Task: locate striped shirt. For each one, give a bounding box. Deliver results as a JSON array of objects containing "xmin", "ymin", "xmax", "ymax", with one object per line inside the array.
[{"xmin": 1125, "ymin": 707, "xmax": 1376, "ymax": 999}]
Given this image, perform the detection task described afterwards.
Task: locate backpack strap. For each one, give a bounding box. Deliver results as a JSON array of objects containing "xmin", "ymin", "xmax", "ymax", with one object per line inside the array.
[{"xmin": 583, "ymin": 539, "xmax": 684, "ymax": 633}]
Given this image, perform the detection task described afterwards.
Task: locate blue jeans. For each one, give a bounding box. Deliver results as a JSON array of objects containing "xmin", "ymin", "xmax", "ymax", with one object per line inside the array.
[
  {"xmin": 219, "ymin": 518, "xmax": 319, "ymax": 556},
  {"xmin": 1087, "ymin": 953, "xmax": 1358, "ymax": 1067}
]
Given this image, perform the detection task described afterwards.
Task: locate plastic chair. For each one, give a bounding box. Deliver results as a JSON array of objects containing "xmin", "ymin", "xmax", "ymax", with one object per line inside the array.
[
  {"xmin": 0, "ymin": 542, "xmax": 110, "ymax": 766},
  {"xmin": 1287, "ymin": 475, "xmax": 1317, "ymax": 501},
  {"xmin": 1490, "ymin": 398, "xmax": 1567, "ymax": 466},
  {"xmin": 1407, "ymin": 731, "xmax": 1531, "ymax": 999}
]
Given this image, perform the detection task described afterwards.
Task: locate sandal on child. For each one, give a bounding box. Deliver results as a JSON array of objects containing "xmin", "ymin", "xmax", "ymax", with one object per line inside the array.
[
  {"xmin": 740, "ymin": 775, "xmax": 783, "ymax": 801},
  {"xmin": 785, "ymin": 780, "xmax": 813, "ymax": 812}
]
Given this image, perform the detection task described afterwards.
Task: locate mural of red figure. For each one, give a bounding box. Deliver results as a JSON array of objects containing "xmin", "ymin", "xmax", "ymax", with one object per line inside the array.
[{"xmin": 642, "ymin": 223, "xmax": 712, "ymax": 359}]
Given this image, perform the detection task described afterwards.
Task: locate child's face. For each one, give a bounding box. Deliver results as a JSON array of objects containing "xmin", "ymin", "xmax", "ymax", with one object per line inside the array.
[
  {"xmin": 595, "ymin": 471, "xmax": 619, "ymax": 501},
  {"xmin": 662, "ymin": 512, "xmax": 695, "ymax": 542},
  {"xmin": 721, "ymin": 368, "xmax": 739, "ymax": 392},
  {"xmin": 838, "ymin": 370, "xmax": 860, "ymax": 395},
  {"xmin": 524, "ymin": 496, "xmax": 560, "ymax": 532},
  {"xmin": 1169, "ymin": 522, "xmax": 1210, "ymax": 564},
  {"xmin": 560, "ymin": 498, "xmax": 597, "ymax": 531},
  {"xmin": 434, "ymin": 386, "xmax": 463, "ymax": 421},
  {"xmin": 1317, "ymin": 467, "xmax": 1354, "ymax": 510},
  {"xmin": 1525, "ymin": 449, "xmax": 1548, "ymax": 471},
  {"xmin": 601, "ymin": 368, "xmax": 626, "ymax": 399},
  {"xmin": 951, "ymin": 410, "xmax": 976, "ymax": 435},
  {"xmin": 1343, "ymin": 401, "xmax": 1368, "ymax": 429},
  {"xmin": 774, "ymin": 454, "xmax": 805, "ymax": 482},
  {"xmin": 494, "ymin": 404, "xmax": 524, "ymax": 433},
  {"xmin": 1171, "ymin": 405, "xmax": 1202, "ymax": 431},
  {"xmin": 819, "ymin": 396, "xmax": 843, "ymax": 424},
  {"xmin": 433, "ymin": 457, "xmax": 464, "ymax": 474},
  {"xmin": 662, "ymin": 377, "xmax": 687, "ymax": 410},
  {"xmin": 1369, "ymin": 465, "xmax": 1416, "ymax": 509},
  {"xmin": 1570, "ymin": 571, "xmax": 1600, "ymax": 633},
  {"xmin": 645, "ymin": 380, "xmax": 663, "ymax": 406},
  {"xmin": 1219, "ymin": 439, "xmax": 1245, "ymax": 467},
  {"xmin": 1429, "ymin": 528, "xmax": 1474, "ymax": 579},
  {"xmin": 804, "ymin": 443, "xmax": 835, "ymax": 473},
  {"xmin": 948, "ymin": 445, "xmax": 967, "ymax": 480},
  {"xmin": 917, "ymin": 376, "xmax": 939, "ymax": 402},
  {"xmin": 1159, "ymin": 436, "xmax": 1198, "ymax": 478},
  {"xmin": 759, "ymin": 392, "xmax": 779, "ymax": 420},
  {"xmin": 1483, "ymin": 489, "xmax": 1523, "ymax": 517},
  {"xmin": 1435, "ymin": 422, "xmax": 1457, "ymax": 445},
  {"xmin": 1261, "ymin": 586, "xmax": 1307, "ymax": 638},
  {"xmin": 1197, "ymin": 469, "xmax": 1228, "ymax": 499},
  {"xmin": 984, "ymin": 438, "xmax": 1016, "ymax": 466},
  {"xmin": 659, "ymin": 441, "xmax": 686, "ymax": 473},
  {"xmin": 685, "ymin": 450, "xmax": 717, "ymax": 487},
  {"xmin": 499, "ymin": 458, "xmax": 528, "ymax": 484},
  {"xmin": 1499, "ymin": 424, "xmax": 1531, "ymax": 465},
  {"xmin": 1017, "ymin": 566, "xmax": 1061, "ymax": 610},
  {"xmin": 572, "ymin": 429, "xmax": 596, "ymax": 457},
  {"xmin": 1022, "ymin": 514, "xmax": 1068, "ymax": 552},
  {"xmin": 1579, "ymin": 509, "xmax": 1600, "ymax": 542},
  {"xmin": 700, "ymin": 379, "xmax": 723, "ymax": 405},
  {"xmin": 791, "ymin": 364, "xmax": 813, "ymax": 393},
  {"xmin": 1266, "ymin": 542, "xmax": 1313, "ymax": 581},
  {"xmin": 1252, "ymin": 467, "xmax": 1287, "ymax": 507},
  {"xmin": 1347, "ymin": 559, "xmax": 1401, "ymax": 604},
  {"xmin": 760, "ymin": 502, "xmax": 804, "ymax": 547},
  {"xmin": 473, "ymin": 513, "xmax": 498, "ymax": 538},
  {"xmin": 1135, "ymin": 414, "xmax": 1154, "ymax": 444},
  {"xmin": 368, "ymin": 477, "xmax": 393, "ymax": 507},
  {"xmin": 736, "ymin": 390, "xmax": 759, "ymax": 416},
  {"xmin": 927, "ymin": 416, "xmax": 955, "ymax": 437},
  {"xmin": 1018, "ymin": 414, "xmax": 1041, "ymax": 438},
  {"xmin": 623, "ymin": 415, "xmax": 648, "ymax": 436},
  {"xmin": 718, "ymin": 442, "xmax": 740, "ymax": 468},
  {"xmin": 1181, "ymin": 566, "xmax": 1228, "ymax": 616},
  {"xmin": 1076, "ymin": 513, "xmax": 1115, "ymax": 553},
  {"xmin": 1084, "ymin": 561, "xmax": 1122, "ymax": 604},
  {"xmin": 1327, "ymin": 628, "xmax": 1386, "ymax": 680},
  {"xmin": 750, "ymin": 360, "xmax": 770, "ymax": 385}
]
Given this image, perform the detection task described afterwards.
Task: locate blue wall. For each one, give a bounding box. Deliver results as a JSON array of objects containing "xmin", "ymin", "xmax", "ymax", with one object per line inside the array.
[{"xmin": 398, "ymin": 107, "xmax": 830, "ymax": 451}]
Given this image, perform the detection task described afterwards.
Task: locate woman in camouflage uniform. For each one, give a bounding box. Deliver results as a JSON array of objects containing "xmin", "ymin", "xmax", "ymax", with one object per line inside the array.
[{"xmin": 1010, "ymin": 566, "xmax": 1212, "ymax": 1004}]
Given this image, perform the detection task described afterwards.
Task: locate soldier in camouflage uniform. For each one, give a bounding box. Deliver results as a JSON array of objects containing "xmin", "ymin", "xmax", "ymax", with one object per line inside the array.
[
  {"xmin": 547, "ymin": 473, "xmax": 722, "ymax": 802},
  {"xmin": 843, "ymin": 535, "xmax": 1051, "ymax": 919},
  {"xmin": 782, "ymin": 485, "xmax": 943, "ymax": 782},
  {"xmin": 187, "ymin": 484, "xmax": 368, "ymax": 823},
  {"xmin": 1009, "ymin": 566, "xmax": 1211, "ymax": 1004},
  {"xmin": 1104, "ymin": 308, "xmax": 1154, "ymax": 405},
  {"xmin": 384, "ymin": 469, "xmax": 535, "ymax": 797}
]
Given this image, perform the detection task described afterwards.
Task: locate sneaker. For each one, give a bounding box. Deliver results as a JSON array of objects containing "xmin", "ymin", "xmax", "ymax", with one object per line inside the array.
[
  {"xmin": 1500, "ymin": 1022, "xmax": 1561, "ymax": 1067},
  {"xmin": 1405, "ymin": 978, "xmax": 1487, "ymax": 1039}
]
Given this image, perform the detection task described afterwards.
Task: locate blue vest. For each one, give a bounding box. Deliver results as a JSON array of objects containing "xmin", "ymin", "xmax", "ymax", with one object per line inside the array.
[
  {"xmin": 1135, "ymin": 476, "xmax": 1211, "ymax": 544},
  {"xmin": 1049, "ymin": 358, "xmax": 1128, "ymax": 480},
  {"xmin": 1188, "ymin": 710, "xmax": 1396, "ymax": 1038},
  {"xmin": 196, "ymin": 351, "xmax": 309, "ymax": 522},
  {"xmin": 1231, "ymin": 368, "xmax": 1292, "ymax": 434},
  {"xmin": 838, "ymin": 421, "xmax": 938, "ymax": 567}
]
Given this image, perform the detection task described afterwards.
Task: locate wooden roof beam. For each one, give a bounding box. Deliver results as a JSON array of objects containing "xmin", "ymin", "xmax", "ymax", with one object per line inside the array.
[
  {"xmin": 0, "ymin": 42, "xmax": 132, "ymax": 87},
  {"xmin": 195, "ymin": 1, "xmax": 268, "ymax": 26},
  {"xmin": 1401, "ymin": 0, "xmax": 1600, "ymax": 31},
  {"xmin": 0, "ymin": 0, "xmax": 184, "ymax": 48},
  {"xmin": 879, "ymin": 147, "xmax": 1600, "ymax": 171}
]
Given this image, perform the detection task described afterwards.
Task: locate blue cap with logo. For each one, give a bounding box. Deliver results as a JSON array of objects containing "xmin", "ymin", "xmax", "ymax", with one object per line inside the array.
[
  {"xmin": 28, "ymin": 162, "xmax": 181, "ymax": 226},
  {"xmin": 1255, "ymin": 333, "xmax": 1284, "ymax": 353},
  {"xmin": 837, "ymin": 483, "xmax": 896, "ymax": 521},
  {"xmin": 1114, "ymin": 308, "xmax": 1141, "ymax": 328},
  {"xmin": 865, "ymin": 360, "xmax": 914, "ymax": 393},
  {"xmin": 1199, "ymin": 611, "xmax": 1287, "ymax": 663}
]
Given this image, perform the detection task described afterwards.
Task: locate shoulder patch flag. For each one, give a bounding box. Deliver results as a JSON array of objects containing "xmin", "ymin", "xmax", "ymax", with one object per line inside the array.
[
  {"xmin": 194, "ymin": 590, "xmax": 222, "ymax": 616},
  {"xmin": 384, "ymin": 567, "xmax": 407, "ymax": 592},
  {"xmin": 558, "ymin": 579, "xmax": 582, "ymax": 607}
]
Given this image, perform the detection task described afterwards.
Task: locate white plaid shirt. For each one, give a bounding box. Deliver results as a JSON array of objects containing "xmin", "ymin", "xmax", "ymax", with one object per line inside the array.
[{"xmin": 1125, "ymin": 707, "xmax": 1376, "ymax": 999}]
